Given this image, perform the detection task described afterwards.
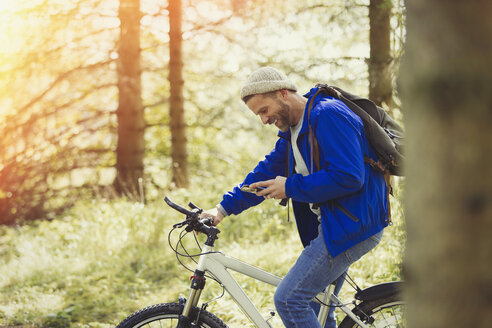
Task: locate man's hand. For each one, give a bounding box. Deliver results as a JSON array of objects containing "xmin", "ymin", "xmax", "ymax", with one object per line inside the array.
[
  {"xmin": 200, "ymin": 207, "xmax": 225, "ymax": 226},
  {"xmin": 250, "ymin": 176, "xmax": 287, "ymax": 200}
]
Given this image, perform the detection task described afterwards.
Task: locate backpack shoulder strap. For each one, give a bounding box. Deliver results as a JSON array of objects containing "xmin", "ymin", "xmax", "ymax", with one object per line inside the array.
[
  {"xmin": 306, "ymin": 88, "xmax": 324, "ymax": 173},
  {"xmin": 306, "ymin": 85, "xmax": 349, "ymax": 172}
]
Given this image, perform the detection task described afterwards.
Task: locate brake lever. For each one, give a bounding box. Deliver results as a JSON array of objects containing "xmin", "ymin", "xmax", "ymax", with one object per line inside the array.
[{"xmin": 188, "ymin": 201, "xmax": 203, "ymax": 215}]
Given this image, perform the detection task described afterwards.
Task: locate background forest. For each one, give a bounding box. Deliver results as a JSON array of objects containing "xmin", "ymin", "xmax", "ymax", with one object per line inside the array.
[{"xmin": 0, "ymin": 0, "xmax": 407, "ymax": 327}]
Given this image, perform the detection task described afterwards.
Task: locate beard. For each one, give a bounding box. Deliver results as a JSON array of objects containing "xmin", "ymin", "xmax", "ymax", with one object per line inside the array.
[{"xmin": 274, "ymin": 101, "xmax": 291, "ymax": 132}]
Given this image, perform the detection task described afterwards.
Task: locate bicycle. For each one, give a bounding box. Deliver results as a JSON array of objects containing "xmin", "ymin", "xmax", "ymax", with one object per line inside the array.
[{"xmin": 116, "ymin": 197, "xmax": 404, "ymax": 328}]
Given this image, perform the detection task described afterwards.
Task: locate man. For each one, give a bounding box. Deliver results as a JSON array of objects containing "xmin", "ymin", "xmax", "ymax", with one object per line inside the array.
[{"xmin": 202, "ymin": 67, "xmax": 389, "ymax": 327}]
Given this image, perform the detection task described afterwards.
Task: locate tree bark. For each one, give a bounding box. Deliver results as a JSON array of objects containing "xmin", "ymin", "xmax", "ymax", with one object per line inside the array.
[
  {"xmin": 401, "ymin": 1, "xmax": 492, "ymax": 327},
  {"xmin": 168, "ymin": 0, "xmax": 189, "ymax": 188},
  {"xmin": 114, "ymin": 0, "xmax": 145, "ymax": 197},
  {"xmin": 369, "ymin": 0, "xmax": 393, "ymax": 107}
]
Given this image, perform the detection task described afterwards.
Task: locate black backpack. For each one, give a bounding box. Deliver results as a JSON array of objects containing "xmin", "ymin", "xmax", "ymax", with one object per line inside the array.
[{"xmin": 307, "ymin": 84, "xmax": 404, "ymax": 177}]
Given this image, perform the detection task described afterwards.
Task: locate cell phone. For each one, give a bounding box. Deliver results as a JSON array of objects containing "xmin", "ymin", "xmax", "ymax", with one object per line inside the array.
[{"xmin": 240, "ymin": 185, "xmax": 266, "ymax": 193}]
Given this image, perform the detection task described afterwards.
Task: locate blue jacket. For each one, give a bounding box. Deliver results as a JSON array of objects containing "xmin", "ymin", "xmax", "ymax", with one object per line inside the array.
[{"xmin": 220, "ymin": 87, "xmax": 388, "ymax": 258}]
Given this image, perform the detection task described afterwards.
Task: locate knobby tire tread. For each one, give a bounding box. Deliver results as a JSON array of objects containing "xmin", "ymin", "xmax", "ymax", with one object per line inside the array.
[{"xmin": 116, "ymin": 302, "xmax": 227, "ymax": 328}]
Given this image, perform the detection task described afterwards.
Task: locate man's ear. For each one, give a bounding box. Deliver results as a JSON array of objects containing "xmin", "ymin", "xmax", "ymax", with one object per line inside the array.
[{"xmin": 279, "ymin": 89, "xmax": 289, "ymax": 99}]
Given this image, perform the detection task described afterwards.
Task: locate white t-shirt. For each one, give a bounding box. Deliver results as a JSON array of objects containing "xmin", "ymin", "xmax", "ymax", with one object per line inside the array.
[{"xmin": 290, "ymin": 113, "xmax": 321, "ymax": 220}]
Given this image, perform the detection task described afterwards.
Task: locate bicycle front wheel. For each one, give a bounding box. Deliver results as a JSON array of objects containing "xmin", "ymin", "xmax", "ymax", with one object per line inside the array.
[
  {"xmin": 338, "ymin": 293, "xmax": 405, "ymax": 328},
  {"xmin": 116, "ymin": 302, "xmax": 227, "ymax": 328}
]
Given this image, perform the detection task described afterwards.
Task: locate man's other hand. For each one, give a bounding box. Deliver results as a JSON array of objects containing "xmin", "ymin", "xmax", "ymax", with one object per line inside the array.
[
  {"xmin": 200, "ymin": 207, "xmax": 225, "ymax": 226},
  {"xmin": 251, "ymin": 176, "xmax": 287, "ymax": 200}
]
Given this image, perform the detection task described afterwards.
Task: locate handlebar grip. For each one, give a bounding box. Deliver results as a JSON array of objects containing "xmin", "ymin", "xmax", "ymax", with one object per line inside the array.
[{"xmin": 164, "ymin": 197, "xmax": 195, "ymax": 217}]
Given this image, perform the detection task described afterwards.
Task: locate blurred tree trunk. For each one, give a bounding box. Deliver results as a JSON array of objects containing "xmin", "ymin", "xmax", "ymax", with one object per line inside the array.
[
  {"xmin": 168, "ymin": 0, "xmax": 189, "ymax": 188},
  {"xmin": 114, "ymin": 0, "xmax": 145, "ymax": 197},
  {"xmin": 401, "ymin": 1, "xmax": 492, "ymax": 327},
  {"xmin": 369, "ymin": 0, "xmax": 393, "ymax": 107}
]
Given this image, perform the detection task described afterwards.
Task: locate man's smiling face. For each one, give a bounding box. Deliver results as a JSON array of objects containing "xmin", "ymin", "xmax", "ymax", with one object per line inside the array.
[{"xmin": 246, "ymin": 91, "xmax": 292, "ymax": 132}]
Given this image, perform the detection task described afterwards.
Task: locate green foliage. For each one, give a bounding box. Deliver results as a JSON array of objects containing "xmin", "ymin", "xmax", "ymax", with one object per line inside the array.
[{"xmin": 42, "ymin": 311, "xmax": 72, "ymax": 328}]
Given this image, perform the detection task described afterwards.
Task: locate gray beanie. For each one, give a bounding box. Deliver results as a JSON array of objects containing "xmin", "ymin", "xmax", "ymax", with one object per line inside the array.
[{"xmin": 240, "ymin": 66, "xmax": 298, "ymax": 101}]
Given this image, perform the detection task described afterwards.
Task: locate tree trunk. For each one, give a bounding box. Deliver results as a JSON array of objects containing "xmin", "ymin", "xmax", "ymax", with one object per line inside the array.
[
  {"xmin": 168, "ymin": 0, "xmax": 188, "ymax": 188},
  {"xmin": 401, "ymin": 1, "xmax": 492, "ymax": 327},
  {"xmin": 114, "ymin": 0, "xmax": 145, "ymax": 197},
  {"xmin": 369, "ymin": 0, "xmax": 393, "ymax": 107}
]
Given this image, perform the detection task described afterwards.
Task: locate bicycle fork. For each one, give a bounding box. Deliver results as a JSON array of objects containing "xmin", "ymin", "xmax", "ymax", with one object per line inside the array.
[
  {"xmin": 183, "ymin": 269, "xmax": 207, "ymax": 314},
  {"xmin": 179, "ymin": 246, "xmax": 213, "ymax": 327},
  {"xmin": 178, "ymin": 269, "xmax": 207, "ymax": 327}
]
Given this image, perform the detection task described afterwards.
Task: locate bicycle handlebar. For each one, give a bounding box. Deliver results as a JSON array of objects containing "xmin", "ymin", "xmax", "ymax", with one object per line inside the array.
[
  {"xmin": 164, "ymin": 196, "xmax": 196, "ymax": 217},
  {"xmin": 164, "ymin": 197, "xmax": 220, "ymax": 244}
]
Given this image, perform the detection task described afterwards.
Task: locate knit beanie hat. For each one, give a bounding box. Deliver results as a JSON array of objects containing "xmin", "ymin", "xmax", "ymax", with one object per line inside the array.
[{"xmin": 240, "ymin": 66, "xmax": 298, "ymax": 101}]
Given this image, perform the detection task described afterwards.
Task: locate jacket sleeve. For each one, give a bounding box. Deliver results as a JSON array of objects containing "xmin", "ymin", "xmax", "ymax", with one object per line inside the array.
[
  {"xmin": 220, "ymin": 137, "xmax": 288, "ymax": 216},
  {"xmin": 284, "ymin": 100, "xmax": 365, "ymax": 203}
]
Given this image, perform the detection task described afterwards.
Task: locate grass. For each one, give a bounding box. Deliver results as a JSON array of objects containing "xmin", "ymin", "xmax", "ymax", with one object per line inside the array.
[{"xmin": 0, "ymin": 180, "xmax": 405, "ymax": 328}]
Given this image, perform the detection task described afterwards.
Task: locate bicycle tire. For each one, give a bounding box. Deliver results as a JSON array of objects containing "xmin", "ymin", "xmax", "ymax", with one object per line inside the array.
[
  {"xmin": 338, "ymin": 293, "xmax": 405, "ymax": 328},
  {"xmin": 116, "ymin": 302, "xmax": 228, "ymax": 328}
]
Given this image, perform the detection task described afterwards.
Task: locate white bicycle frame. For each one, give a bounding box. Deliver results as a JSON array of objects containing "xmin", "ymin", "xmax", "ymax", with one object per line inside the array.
[{"xmin": 183, "ymin": 244, "xmax": 370, "ymax": 328}]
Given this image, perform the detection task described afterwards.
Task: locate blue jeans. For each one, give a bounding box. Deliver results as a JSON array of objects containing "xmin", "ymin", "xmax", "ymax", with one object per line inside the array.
[{"xmin": 274, "ymin": 226, "xmax": 382, "ymax": 328}]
